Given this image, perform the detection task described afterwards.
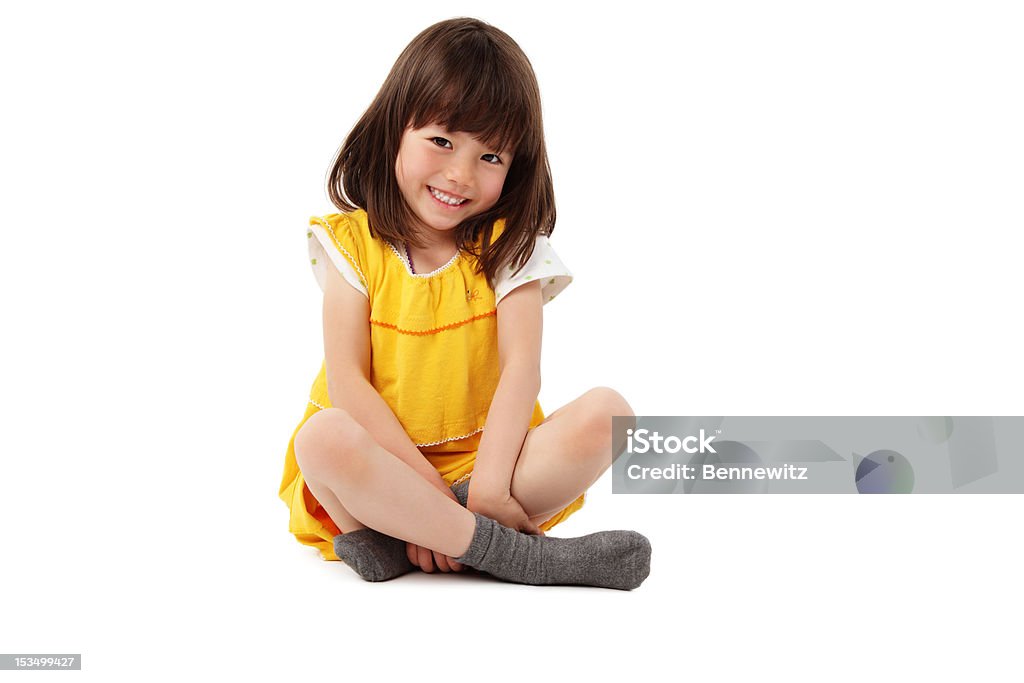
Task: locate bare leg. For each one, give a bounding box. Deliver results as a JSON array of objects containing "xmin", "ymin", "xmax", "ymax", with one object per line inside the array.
[
  {"xmin": 294, "ymin": 408, "xmax": 476, "ymax": 558},
  {"xmin": 295, "ymin": 405, "xmax": 651, "ymax": 589},
  {"xmin": 301, "ymin": 478, "xmax": 365, "ymax": 533},
  {"xmin": 506, "ymin": 387, "xmax": 636, "ymax": 525}
]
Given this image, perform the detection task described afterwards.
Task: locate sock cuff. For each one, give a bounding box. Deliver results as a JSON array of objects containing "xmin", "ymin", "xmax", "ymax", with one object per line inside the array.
[
  {"xmin": 454, "ymin": 512, "xmax": 494, "ymax": 567},
  {"xmin": 334, "ymin": 527, "xmax": 381, "ymax": 543}
]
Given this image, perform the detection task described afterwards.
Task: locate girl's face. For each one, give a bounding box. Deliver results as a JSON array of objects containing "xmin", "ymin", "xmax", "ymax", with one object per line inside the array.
[{"xmin": 395, "ymin": 124, "xmax": 512, "ymax": 240}]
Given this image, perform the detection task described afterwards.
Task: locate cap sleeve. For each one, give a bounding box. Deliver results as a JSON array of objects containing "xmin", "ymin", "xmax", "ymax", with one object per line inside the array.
[
  {"xmin": 307, "ymin": 215, "xmax": 368, "ymax": 298},
  {"xmin": 493, "ymin": 235, "xmax": 572, "ymax": 306}
]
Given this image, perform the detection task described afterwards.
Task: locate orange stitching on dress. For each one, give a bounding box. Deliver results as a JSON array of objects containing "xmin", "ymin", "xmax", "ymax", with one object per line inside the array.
[{"xmin": 371, "ymin": 309, "xmax": 496, "ymax": 335}]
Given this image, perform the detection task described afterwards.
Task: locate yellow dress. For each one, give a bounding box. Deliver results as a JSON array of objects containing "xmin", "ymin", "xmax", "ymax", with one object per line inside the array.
[{"xmin": 279, "ymin": 209, "xmax": 583, "ymax": 560}]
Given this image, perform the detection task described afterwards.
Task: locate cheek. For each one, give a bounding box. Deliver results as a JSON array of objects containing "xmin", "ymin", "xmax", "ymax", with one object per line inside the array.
[
  {"xmin": 482, "ymin": 173, "xmax": 509, "ymax": 204},
  {"xmin": 395, "ymin": 142, "xmax": 421, "ymax": 181},
  {"xmin": 398, "ymin": 151, "xmax": 430, "ymax": 186},
  {"xmin": 396, "ymin": 158, "xmax": 425, "ymax": 199}
]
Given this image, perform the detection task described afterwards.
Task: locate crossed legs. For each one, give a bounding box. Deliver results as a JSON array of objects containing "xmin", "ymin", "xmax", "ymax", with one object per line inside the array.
[
  {"xmin": 296, "ymin": 387, "xmax": 634, "ymax": 545},
  {"xmin": 293, "ymin": 387, "xmax": 638, "ymax": 576}
]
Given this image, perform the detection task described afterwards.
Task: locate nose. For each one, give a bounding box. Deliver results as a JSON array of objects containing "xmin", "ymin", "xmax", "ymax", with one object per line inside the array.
[{"xmin": 444, "ymin": 154, "xmax": 474, "ymax": 187}]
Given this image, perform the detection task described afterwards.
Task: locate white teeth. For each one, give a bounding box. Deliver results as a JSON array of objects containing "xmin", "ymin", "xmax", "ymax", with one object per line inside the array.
[{"xmin": 430, "ymin": 187, "xmax": 467, "ymax": 205}]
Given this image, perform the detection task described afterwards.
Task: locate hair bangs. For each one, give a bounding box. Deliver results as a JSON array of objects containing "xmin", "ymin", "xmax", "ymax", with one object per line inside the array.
[{"xmin": 407, "ymin": 46, "xmax": 531, "ymax": 155}]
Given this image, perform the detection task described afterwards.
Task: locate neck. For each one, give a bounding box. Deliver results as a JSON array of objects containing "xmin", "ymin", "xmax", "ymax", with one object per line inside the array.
[
  {"xmin": 404, "ymin": 233, "xmax": 459, "ymax": 274},
  {"xmin": 409, "ymin": 224, "xmax": 457, "ymax": 252}
]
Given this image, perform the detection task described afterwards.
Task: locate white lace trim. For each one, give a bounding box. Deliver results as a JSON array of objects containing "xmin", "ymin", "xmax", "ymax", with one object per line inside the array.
[
  {"xmin": 451, "ymin": 471, "xmax": 473, "ymax": 487},
  {"xmin": 386, "ymin": 240, "xmax": 462, "ymax": 278},
  {"xmin": 313, "ymin": 216, "xmax": 369, "ymax": 289},
  {"xmin": 308, "ymin": 398, "xmax": 327, "ymax": 411},
  {"xmin": 413, "ymin": 425, "xmax": 484, "ymax": 447}
]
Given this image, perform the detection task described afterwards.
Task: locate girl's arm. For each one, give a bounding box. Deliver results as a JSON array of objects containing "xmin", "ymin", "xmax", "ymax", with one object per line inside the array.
[
  {"xmin": 469, "ymin": 280, "xmax": 544, "ymax": 502},
  {"xmin": 322, "ymin": 262, "xmax": 450, "ymax": 489}
]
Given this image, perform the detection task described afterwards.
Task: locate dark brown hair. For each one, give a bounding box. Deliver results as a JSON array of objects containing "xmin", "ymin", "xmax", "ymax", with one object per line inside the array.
[{"xmin": 327, "ymin": 17, "xmax": 555, "ymax": 286}]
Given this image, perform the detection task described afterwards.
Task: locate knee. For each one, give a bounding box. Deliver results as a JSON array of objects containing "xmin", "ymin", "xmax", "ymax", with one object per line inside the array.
[
  {"xmin": 587, "ymin": 386, "xmax": 634, "ymax": 418},
  {"xmin": 578, "ymin": 387, "xmax": 635, "ymax": 456},
  {"xmin": 293, "ymin": 408, "xmax": 373, "ymax": 481}
]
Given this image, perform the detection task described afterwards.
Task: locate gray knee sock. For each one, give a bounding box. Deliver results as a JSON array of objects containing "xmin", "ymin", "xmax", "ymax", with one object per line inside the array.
[
  {"xmin": 451, "ymin": 478, "xmax": 470, "ymax": 506},
  {"xmin": 332, "ymin": 480, "xmax": 472, "ymax": 582},
  {"xmin": 333, "ymin": 529, "xmax": 413, "ymax": 582},
  {"xmin": 454, "ymin": 513, "xmax": 652, "ymax": 590}
]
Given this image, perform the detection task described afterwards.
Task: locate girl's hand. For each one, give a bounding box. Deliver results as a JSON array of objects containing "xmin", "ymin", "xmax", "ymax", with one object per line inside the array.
[
  {"xmin": 405, "ymin": 480, "xmax": 465, "ymax": 573},
  {"xmin": 406, "ymin": 541, "xmax": 463, "ymax": 573},
  {"xmin": 467, "ymin": 489, "xmax": 545, "ymax": 536}
]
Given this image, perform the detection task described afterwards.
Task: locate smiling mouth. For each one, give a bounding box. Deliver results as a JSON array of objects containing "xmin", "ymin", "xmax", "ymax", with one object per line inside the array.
[{"xmin": 428, "ymin": 186, "xmax": 470, "ymax": 208}]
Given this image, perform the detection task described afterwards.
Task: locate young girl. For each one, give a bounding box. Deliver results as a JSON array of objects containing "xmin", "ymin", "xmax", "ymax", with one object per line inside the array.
[{"xmin": 278, "ymin": 18, "xmax": 651, "ymax": 590}]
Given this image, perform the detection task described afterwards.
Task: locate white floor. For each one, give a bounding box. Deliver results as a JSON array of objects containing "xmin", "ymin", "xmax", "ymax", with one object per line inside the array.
[{"xmin": 15, "ymin": 469, "xmax": 1021, "ymax": 681}]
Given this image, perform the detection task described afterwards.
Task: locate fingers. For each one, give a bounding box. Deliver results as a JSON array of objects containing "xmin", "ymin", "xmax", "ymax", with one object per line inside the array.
[
  {"xmin": 407, "ymin": 542, "xmax": 464, "ymax": 573},
  {"xmin": 406, "ymin": 541, "xmax": 420, "ymax": 569},
  {"xmin": 416, "ymin": 544, "xmax": 435, "ymax": 573},
  {"xmin": 432, "ymin": 551, "xmax": 452, "ymax": 572},
  {"xmin": 408, "ymin": 542, "xmax": 433, "ymax": 571},
  {"xmin": 440, "ymin": 553, "xmax": 463, "ymax": 572},
  {"xmin": 432, "ymin": 551, "xmax": 466, "ymax": 572}
]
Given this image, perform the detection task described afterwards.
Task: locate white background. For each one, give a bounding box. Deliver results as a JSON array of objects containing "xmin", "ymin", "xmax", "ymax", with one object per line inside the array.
[{"xmin": 2, "ymin": 0, "xmax": 1022, "ymax": 680}]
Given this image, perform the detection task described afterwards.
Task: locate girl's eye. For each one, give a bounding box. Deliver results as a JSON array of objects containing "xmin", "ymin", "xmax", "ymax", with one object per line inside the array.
[
  {"xmin": 431, "ymin": 137, "xmax": 452, "ymax": 149},
  {"xmin": 481, "ymin": 153, "xmax": 503, "ymax": 165}
]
